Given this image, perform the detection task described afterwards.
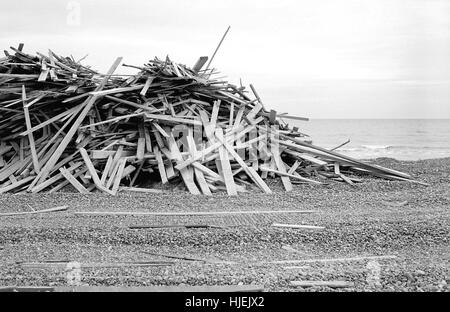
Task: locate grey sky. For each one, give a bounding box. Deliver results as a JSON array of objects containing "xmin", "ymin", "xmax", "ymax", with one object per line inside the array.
[{"xmin": 1, "ymin": 0, "xmax": 449, "ymax": 118}]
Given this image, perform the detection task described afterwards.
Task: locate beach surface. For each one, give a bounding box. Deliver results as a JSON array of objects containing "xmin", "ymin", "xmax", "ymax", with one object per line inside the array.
[{"xmin": 0, "ymin": 157, "xmax": 448, "ymax": 292}]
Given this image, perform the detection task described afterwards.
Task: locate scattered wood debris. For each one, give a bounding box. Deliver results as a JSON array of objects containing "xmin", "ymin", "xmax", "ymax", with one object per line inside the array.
[
  {"xmin": 0, "ymin": 205, "xmax": 68, "ymax": 217},
  {"xmin": 129, "ymin": 224, "xmax": 226, "ymax": 229},
  {"xmin": 271, "ymin": 223, "xmax": 325, "ymax": 230},
  {"xmin": 0, "ymin": 44, "xmax": 426, "ymax": 196},
  {"xmin": 119, "ymin": 187, "xmax": 163, "ymax": 193},
  {"xmin": 74, "ymin": 210, "xmax": 316, "ymax": 216},
  {"xmin": 283, "ymin": 266, "xmax": 311, "ymax": 270},
  {"xmin": 140, "ymin": 250, "xmax": 234, "ymax": 264},
  {"xmin": 0, "ymin": 286, "xmax": 55, "ymax": 292},
  {"xmin": 268, "ymin": 255, "xmax": 397, "ymax": 264},
  {"xmin": 17, "ymin": 261, "xmax": 174, "ymax": 269},
  {"xmin": 290, "ymin": 280, "xmax": 354, "ymax": 288},
  {"xmin": 0, "ymin": 285, "xmax": 264, "ymax": 292}
]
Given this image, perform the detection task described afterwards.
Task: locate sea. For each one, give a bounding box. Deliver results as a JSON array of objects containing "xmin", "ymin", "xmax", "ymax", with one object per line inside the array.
[{"xmin": 291, "ymin": 119, "xmax": 450, "ymax": 161}]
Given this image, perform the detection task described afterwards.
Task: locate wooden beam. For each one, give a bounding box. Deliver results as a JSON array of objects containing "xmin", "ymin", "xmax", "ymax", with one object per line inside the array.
[
  {"xmin": 175, "ymin": 123, "xmax": 255, "ymax": 171},
  {"xmin": 35, "ymin": 57, "xmax": 123, "ymax": 185},
  {"xmin": 214, "ymin": 132, "xmax": 272, "ymax": 194},
  {"xmin": 269, "ymin": 255, "xmax": 397, "ymax": 264},
  {"xmin": 31, "ymin": 162, "xmax": 83, "ymax": 193},
  {"xmin": 0, "ymin": 206, "xmax": 68, "ymax": 217},
  {"xmin": 277, "ymin": 114, "xmax": 309, "ymax": 121},
  {"xmin": 140, "ymin": 76, "xmax": 154, "ymax": 96},
  {"xmin": 186, "ymin": 128, "xmax": 211, "ymax": 195},
  {"xmin": 205, "ymin": 26, "xmax": 231, "ymax": 71},
  {"xmin": 215, "ymin": 128, "xmax": 237, "ymax": 195},
  {"xmin": 154, "ymin": 146, "xmax": 168, "ymax": 184},
  {"xmin": 51, "ymin": 285, "xmax": 264, "ymax": 293},
  {"xmin": 59, "ymin": 167, "xmax": 89, "ymax": 194},
  {"xmin": 145, "ymin": 113, "xmax": 202, "ymax": 126},
  {"xmin": 272, "ymin": 223, "xmax": 325, "ymax": 230},
  {"xmin": 100, "ymin": 155, "xmax": 113, "ymax": 185},
  {"xmin": 249, "ymin": 84, "xmax": 267, "ymax": 111},
  {"xmin": 144, "ymin": 127, "xmax": 152, "ymax": 153},
  {"xmin": 192, "ymin": 56, "xmax": 208, "ymax": 72},
  {"xmin": 22, "ymin": 86, "xmax": 40, "ymax": 174},
  {"xmin": 287, "ymin": 160, "xmax": 301, "ymax": 175},
  {"xmin": 79, "ymin": 148, "xmax": 114, "ymax": 194},
  {"xmin": 19, "ymin": 105, "xmax": 82, "ymax": 136},
  {"xmin": 270, "ymin": 129, "xmax": 293, "ymax": 192},
  {"xmin": 74, "ymin": 210, "xmax": 316, "ymax": 216},
  {"xmin": 167, "ymin": 132, "xmax": 200, "ymax": 195},
  {"xmin": 260, "ymin": 167, "xmax": 321, "ymax": 184},
  {"xmin": 0, "ymin": 176, "xmax": 35, "ymax": 194},
  {"xmin": 136, "ymin": 138, "xmax": 145, "ymax": 160},
  {"xmin": 112, "ymin": 158, "xmax": 126, "ymax": 195},
  {"xmin": 290, "ymin": 281, "xmax": 354, "ymax": 288},
  {"xmin": 120, "ymin": 187, "xmax": 163, "ymax": 193}
]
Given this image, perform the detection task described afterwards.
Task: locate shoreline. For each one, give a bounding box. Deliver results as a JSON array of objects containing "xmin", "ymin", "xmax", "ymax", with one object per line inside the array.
[
  {"xmin": 331, "ymin": 155, "xmax": 450, "ymax": 163},
  {"xmin": 0, "ymin": 157, "xmax": 448, "ymax": 291}
]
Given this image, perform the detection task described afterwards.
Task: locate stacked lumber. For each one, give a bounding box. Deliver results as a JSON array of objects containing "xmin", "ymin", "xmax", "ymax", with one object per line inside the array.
[{"xmin": 0, "ymin": 44, "xmax": 424, "ymax": 196}]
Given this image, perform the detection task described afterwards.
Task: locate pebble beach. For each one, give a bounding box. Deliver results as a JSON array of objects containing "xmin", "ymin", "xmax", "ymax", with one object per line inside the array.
[{"xmin": 0, "ymin": 157, "xmax": 448, "ymax": 292}]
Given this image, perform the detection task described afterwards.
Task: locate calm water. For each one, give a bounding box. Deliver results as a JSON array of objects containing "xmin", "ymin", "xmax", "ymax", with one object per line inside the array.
[{"xmin": 291, "ymin": 119, "xmax": 450, "ymax": 161}]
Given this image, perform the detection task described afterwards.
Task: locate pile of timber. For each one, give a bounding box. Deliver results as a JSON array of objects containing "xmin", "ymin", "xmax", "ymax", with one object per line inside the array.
[{"xmin": 0, "ymin": 44, "xmax": 424, "ymax": 196}]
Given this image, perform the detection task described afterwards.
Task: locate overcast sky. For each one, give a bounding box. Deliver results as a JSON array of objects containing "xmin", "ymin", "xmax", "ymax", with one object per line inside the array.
[{"xmin": 1, "ymin": 0, "xmax": 449, "ymax": 118}]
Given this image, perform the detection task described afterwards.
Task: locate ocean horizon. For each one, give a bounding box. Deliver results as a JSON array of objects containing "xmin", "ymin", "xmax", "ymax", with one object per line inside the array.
[{"xmin": 291, "ymin": 118, "xmax": 450, "ymax": 161}]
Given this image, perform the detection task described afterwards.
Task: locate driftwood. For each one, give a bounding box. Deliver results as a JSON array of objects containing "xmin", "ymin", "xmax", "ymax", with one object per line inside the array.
[
  {"xmin": 272, "ymin": 223, "xmax": 325, "ymax": 230},
  {"xmin": 139, "ymin": 250, "xmax": 233, "ymax": 264},
  {"xmin": 17, "ymin": 261, "xmax": 174, "ymax": 269},
  {"xmin": 0, "ymin": 205, "xmax": 68, "ymax": 217},
  {"xmin": 74, "ymin": 210, "xmax": 316, "ymax": 216},
  {"xmin": 120, "ymin": 187, "xmax": 163, "ymax": 193},
  {"xmin": 290, "ymin": 281, "xmax": 354, "ymax": 288},
  {"xmin": 0, "ymin": 285, "xmax": 264, "ymax": 292},
  {"xmin": 129, "ymin": 224, "xmax": 226, "ymax": 229},
  {"xmin": 0, "ymin": 44, "xmax": 425, "ymax": 197},
  {"xmin": 268, "ymin": 255, "xmax": 397, "ymax": 264}
]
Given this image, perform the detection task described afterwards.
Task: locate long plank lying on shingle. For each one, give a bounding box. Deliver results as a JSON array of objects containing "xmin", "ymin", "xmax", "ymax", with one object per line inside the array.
[
  {"xmin": 0, "ymin": 205, "xmax": 68, "ymax": 217},
  {"xmin": 290, "ymin": 281, "xmax": 353, "ymax": 288},
  {"xmin": 74, "ymin": 210, "xmax": 315, "ymax": 216}
]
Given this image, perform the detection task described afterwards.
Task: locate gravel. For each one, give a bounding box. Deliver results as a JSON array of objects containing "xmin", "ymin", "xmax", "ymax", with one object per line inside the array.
[{"xmin": 0, "ymin": 157, "xmax": 449, "ymax": 292}]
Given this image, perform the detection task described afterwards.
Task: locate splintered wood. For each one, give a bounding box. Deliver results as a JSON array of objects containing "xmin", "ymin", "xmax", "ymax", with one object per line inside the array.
[{"xmin": 0, "ymin": 44, "xmax": 423, "ymax": 196}]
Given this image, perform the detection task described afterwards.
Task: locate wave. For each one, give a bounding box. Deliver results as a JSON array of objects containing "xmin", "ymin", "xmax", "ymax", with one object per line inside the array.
[
  {"xmin": 336, "ymin": 145, "xmax": 450, "ymax": 152},
  {"xmin": 327, "ymin": 144, "xmax": 450, "ymax": 161},
  {"xmin": 361, "ymin": 145, "xmax": 391, "ymax": 150}
]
